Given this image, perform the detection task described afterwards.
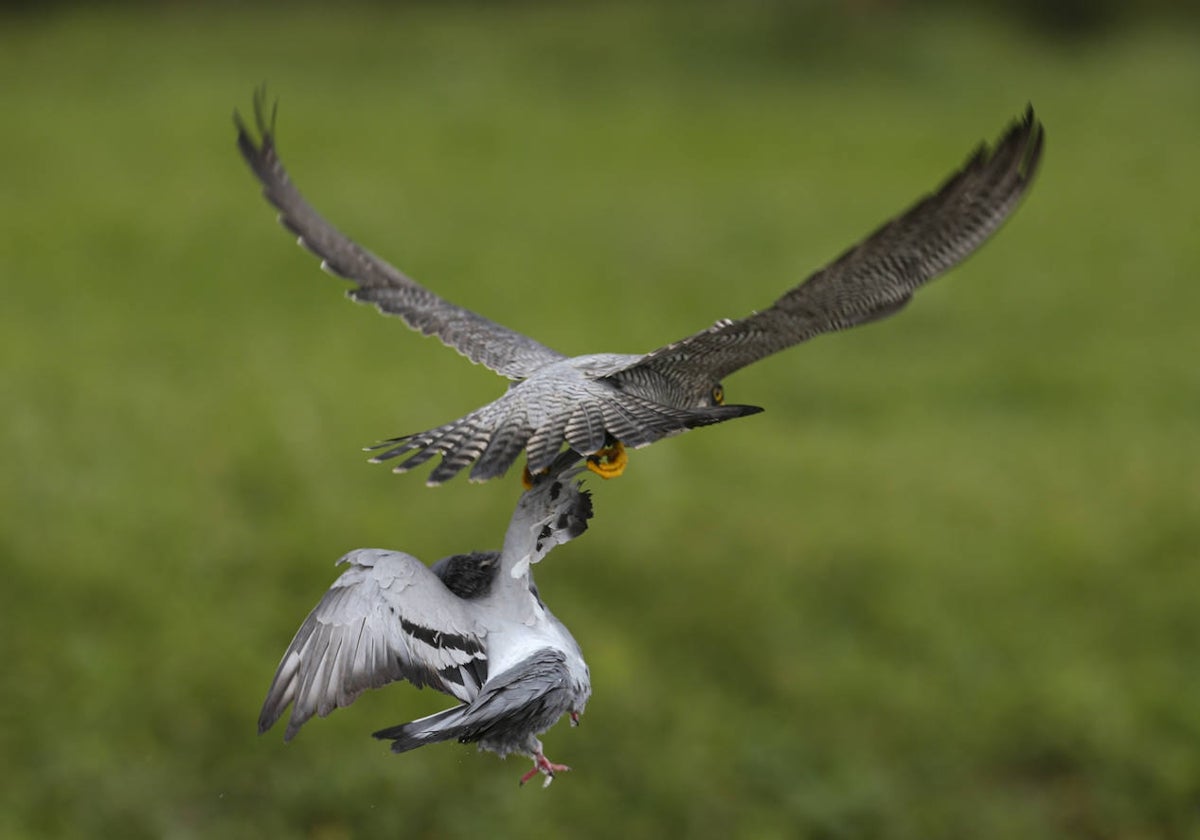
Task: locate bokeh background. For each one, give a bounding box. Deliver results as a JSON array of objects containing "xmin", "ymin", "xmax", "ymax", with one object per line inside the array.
[{"xmin": 3, "ymin": 1, "xmax": 1198, "ymax": 837}]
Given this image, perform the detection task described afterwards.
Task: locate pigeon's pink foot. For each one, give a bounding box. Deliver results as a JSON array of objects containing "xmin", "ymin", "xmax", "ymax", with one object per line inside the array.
[{"xmin": 519, "ymin": 752, "xmax": 572, "ymax": 788}]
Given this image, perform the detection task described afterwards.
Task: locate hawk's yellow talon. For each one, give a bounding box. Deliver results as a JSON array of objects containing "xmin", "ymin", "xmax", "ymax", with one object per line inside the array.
[
  {"xmin": 586, "ymin": 441, "xmax": 628, "ymax": 479},
  {"xmin": 521, "ymin": 466, "xmax": 536, "ymax": 490}
]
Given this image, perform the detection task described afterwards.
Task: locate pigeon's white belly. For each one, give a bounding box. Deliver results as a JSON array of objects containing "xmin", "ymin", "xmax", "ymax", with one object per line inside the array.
[{"xmin": 485, "ymin": 610, "xmax": 588, "ymax": 689}]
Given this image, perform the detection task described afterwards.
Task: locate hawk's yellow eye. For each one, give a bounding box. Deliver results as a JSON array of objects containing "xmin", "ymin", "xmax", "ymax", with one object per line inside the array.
[{"xmin": 711, "ymin": 385, "xmax": 725, "ymax": 405}]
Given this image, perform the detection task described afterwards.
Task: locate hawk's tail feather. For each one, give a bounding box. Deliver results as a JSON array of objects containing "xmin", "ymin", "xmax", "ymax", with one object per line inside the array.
[
  {"xmin": 470, "ymin": 415, "xmax": 534, "ymax": 483},
  {"xmin": 368, "ymin": 397, "xmax": 761, "ymax": 485},
  {"xmin": 562, "ymin": 402, "xmax": 609, "ymax": 458},
  {"xmin": 429, "ymin": 420, "xmax": 500, "ymax": 484},
  {"xmin": 525, "ymin": 414, "xmax": 572, "ymax": 475}
]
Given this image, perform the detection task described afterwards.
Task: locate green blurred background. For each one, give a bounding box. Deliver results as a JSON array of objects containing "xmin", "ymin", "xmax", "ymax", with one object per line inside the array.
[{"xmin": 3, "ymin": 1, "xmax": 1198, "ymax": 837}]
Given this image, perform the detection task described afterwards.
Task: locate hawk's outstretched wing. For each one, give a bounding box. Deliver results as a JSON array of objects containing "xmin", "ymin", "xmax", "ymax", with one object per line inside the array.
[
  {"xmin": 614, "ymin": 106, "xmax": 1044, "ymax": 386},
  {"xmin": 235, "ymin": 87, "xmax": 566, "ymax": 380}
]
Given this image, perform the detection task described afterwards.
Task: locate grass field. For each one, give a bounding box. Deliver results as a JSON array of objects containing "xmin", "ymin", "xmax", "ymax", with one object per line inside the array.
[{"xmin": 2, "ymin": 3, "xmax": 1199, "ymax": 837}]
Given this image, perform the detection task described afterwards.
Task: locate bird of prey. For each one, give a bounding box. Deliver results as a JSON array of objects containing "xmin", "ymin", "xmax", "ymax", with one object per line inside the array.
[
  {"xmin": 257, "ymin": 453, "xmax": 594, "ymax": 787},
  {"xmin": 236, "ymin": 92, "xmax": 1043, "ymax": 486}
]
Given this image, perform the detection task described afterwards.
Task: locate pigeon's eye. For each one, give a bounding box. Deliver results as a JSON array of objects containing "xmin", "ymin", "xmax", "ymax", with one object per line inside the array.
[{"xmin": 711, "ymin": 384, "xmax": 725, "ymax": 405}]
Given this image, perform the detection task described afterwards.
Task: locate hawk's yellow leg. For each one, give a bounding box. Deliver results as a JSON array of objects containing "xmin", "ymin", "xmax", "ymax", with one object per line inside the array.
[
  {"xmin": 521, "ymin": 441, "xmax": 627, "ymax": 487},
  {"xmin": 586, "ymin": 441, "xmax": 627, "ymax": 479}
]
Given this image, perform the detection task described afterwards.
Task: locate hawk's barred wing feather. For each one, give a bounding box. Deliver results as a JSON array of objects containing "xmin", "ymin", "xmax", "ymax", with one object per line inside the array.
[
  {"xmin": 617, "ymin": 106, "xmax": 1044, "ymax": 384},
  {"xmin": 234, "ymin": 87, "xmax": 566, "ymax": 380}
]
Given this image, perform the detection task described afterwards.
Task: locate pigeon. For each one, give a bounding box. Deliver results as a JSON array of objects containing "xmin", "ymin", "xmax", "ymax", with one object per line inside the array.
[
  {"xmin": 236, "ymin": 92, "xmax": 1043, "ymax": 485},
  {"xmin": 258, "ymin": 453, "xmax": 593, "ymax": 786}
]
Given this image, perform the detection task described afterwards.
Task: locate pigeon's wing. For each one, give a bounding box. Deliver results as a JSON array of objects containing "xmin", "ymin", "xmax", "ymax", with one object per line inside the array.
[
  {"xmin": 613, "ymin": 107, "xmax": 1044, "ymax": 385},
  {"xmin": 235, "ymin": 88, "xmax": 567, "ymax": 380},
  {"xmin": 258, "ymin": 548, "xmax": 490, "ymax": 742}
]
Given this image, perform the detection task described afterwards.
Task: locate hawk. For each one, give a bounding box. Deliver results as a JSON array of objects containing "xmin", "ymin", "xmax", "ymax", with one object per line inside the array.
[{"xmin": 236, "ymin": 92, "xmax": 1043, "ymax": 485}]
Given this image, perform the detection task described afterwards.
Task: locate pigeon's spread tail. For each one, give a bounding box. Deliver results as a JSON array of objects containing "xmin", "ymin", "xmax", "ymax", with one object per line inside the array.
[{"xmin": 373, "ymin": 705, "xmax": 469, "ymax": 753}]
